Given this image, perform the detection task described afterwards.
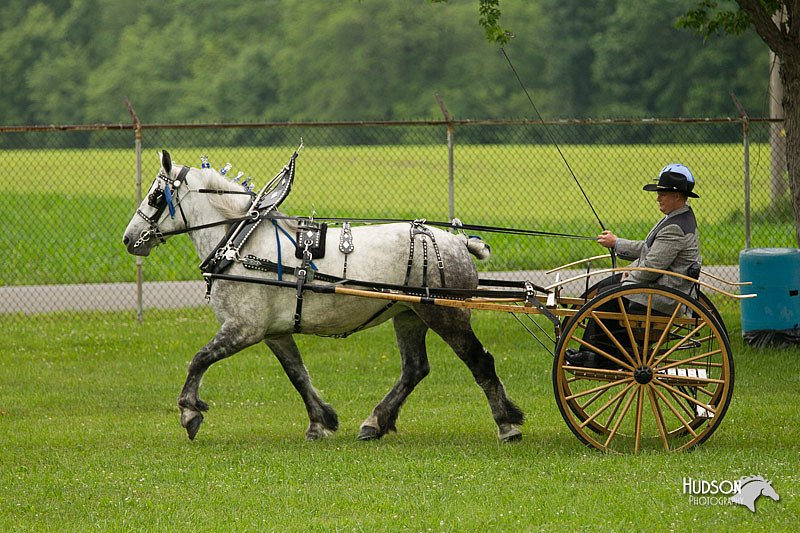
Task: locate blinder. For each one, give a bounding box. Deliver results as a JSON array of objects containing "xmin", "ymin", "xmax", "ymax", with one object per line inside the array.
[
  {"xmin": 134, "ymin": 166, "xmax": 191, "ymax": 248},
  {"xmin": 148, "ymin": 187, "xmax": 165, "ymax": 208}
]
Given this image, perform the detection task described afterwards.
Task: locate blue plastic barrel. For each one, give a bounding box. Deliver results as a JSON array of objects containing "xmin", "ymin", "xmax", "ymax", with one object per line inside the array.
[{"xmin": 739, "ymin": 248, "xmax": 800, "ymax": 332}]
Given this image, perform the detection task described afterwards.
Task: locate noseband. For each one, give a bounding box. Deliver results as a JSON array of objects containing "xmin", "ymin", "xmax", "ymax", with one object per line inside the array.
[{"xmin": 134, "ymin": 166, "xmax": 191, "ymax": 248}]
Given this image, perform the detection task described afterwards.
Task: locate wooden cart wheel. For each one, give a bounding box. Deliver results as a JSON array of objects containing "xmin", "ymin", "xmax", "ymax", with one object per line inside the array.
[
  {"xmin": 561, "ymin": 280, "xmax": 730, "ymax": 437},
  {"xmin": 553, "ymin": 284, "xmax": 734, "ymax": 453}
]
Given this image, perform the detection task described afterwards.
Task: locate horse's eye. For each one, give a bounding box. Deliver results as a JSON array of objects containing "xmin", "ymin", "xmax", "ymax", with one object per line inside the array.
[{"xmin": 148, "ymin": 188, "xmax": 164, "ymax": 207}]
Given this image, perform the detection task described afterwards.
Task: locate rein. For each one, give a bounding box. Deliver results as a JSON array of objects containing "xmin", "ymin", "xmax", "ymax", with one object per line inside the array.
[{"xmin": 156, "ymin": 212, "xmax": 598, "ymax": 242}]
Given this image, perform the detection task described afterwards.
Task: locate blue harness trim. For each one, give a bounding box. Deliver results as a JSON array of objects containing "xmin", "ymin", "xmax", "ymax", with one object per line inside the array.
[{"xmin": 271, "ymin": 220, "xmax": 318, "ymax": 281}]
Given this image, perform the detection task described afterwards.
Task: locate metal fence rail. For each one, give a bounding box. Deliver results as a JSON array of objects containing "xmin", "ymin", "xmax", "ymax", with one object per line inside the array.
[{"xmin": 0, "ymin": 117, "xmax": 792, "ymax": 317}]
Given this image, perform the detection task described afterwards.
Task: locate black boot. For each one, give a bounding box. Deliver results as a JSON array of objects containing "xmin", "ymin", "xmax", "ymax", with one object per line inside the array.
[{"xmin": 565, "ymin": 348, "xmax": 622, "ymax": 370}]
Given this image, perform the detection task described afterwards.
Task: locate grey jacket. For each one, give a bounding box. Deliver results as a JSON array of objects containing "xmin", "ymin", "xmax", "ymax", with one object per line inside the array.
[{"xmin": 615, "ymin": 205, "xmax": 701, "ymax": 313}]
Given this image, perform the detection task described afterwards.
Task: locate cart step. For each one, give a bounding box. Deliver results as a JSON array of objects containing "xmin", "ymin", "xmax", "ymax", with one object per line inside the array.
[
  {"xmin": 657, "ymin": 368, "xmax": 714, "ymax": 418},
  {"xmin": 658, "ymin": 368, "xmax": 708, "ymax": 379}
]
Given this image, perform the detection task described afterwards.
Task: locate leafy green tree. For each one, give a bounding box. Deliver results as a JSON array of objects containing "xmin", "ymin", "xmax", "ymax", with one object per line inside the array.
[
  {"xmin": 536, "ymin": 0, "xmax": 616, "ymax": 118},
  {"xmin": 0, "ymin": 0, "xmax": 773, "ymax": 140},
  {"xmin": 0, "ymin": 4, "xmax": 61, "ymax": 124},
  {"xmin": 590, "ymin": 0, "xmax": 764, "ymax": 118},
  {"xmin": 474, "ymin": 0, "xmax": 798, "ymax": 242}
]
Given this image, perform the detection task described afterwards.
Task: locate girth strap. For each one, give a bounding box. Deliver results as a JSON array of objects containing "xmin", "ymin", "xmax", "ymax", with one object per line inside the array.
[
  {"xmin": 241, "ymin": 255, "xmax": 340, "ymax": 283},
  {"xmin": 404, "ymin": 220, "xmax": 446, "ymax": 288}
]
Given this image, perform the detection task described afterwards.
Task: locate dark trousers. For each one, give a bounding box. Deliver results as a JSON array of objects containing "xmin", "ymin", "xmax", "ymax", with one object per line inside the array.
[{"xmin": 580, "ymin": 276, "xmax": 660, "ymax": 364}]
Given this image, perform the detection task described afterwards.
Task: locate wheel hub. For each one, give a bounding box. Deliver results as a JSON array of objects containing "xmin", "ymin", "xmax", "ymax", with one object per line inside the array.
[{"xmin": 634, "ymin": 365, "xmax": 654, "ymax": 384}]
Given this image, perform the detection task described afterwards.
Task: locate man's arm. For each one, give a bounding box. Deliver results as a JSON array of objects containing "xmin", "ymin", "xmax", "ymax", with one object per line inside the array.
[
  {"xmin": 626, "ymin": 224, "xmax": 685, "ymax": 283},
  {"xmin": 614, "ymin": 237, "xmax": 644, "ymax": 262}
]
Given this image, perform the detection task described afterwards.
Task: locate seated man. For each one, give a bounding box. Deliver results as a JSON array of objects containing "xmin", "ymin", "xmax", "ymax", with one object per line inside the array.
[{"xmin": 566, "ymin": 163, "xmax": 702, "ymax": 369}]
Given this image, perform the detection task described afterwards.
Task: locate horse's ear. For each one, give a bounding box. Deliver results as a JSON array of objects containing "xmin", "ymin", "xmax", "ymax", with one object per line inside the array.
[{"xmin": 160, "ymin": 149, "xmax": 172, "ymax": 173}]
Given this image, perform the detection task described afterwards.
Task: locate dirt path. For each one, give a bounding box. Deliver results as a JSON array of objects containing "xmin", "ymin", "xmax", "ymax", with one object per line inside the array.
[{"xmin": 0, "ymin": 281, "xmax": 207, "ymax": 314}]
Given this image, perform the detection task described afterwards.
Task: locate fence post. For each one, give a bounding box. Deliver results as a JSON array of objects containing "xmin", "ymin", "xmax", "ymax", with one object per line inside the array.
[
  {"xmin": 126, "ymin": 98, "xmax": 144, "ymax": 321},
  {"xmin": 435, "ymin": 93, "xmax": 455, "ymax": 220},
  {"xmin": 743, "ymin": 115, "xmax": 751, "ymax": 249},
  {"xmin": 731, "ymin": 93, "xmax": 751, "ymax": 249}
]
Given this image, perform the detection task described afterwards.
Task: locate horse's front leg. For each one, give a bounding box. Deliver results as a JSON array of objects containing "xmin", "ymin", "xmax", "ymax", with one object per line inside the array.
[
  {"xmin": 359, "ymin": 311, "xmax": 430, "ymax": 440},
  {"xmin": 178, "ymin": 321, "xmax": 262, "ymax": 440},
  {"xmin": 264, "ymin": 335, "xmax": 339, "ymax": 441}
]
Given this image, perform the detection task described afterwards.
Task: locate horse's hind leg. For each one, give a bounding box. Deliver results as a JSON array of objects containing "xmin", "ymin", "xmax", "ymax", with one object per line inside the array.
[
  {"xmin": 415, "ymin": 306, "xmax": 524, "ymax": 441},
  {"xmin": 264, "ymin": 335, "xmax": 339, "ymax": 441},
  {"xmin": 177, "ymin": 321, "xmax": 262, "ymax": 440},
  {"xmin": 359, "ymin": 310, "xmax": 430, "ymax": 440}
]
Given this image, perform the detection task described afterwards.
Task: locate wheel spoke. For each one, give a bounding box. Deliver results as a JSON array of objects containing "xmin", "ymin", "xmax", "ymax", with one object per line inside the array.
[
  {"xmin": 578, "ymin": 387, "xmax": 611, "ymax": 411},
  {"xmin": 647, "ymin": 303, "xmax": 683, "ymax": 366},
  {"xmin": 603, "ymin": 384, "xmax": 638, "ymax": 448},
  {"xmin": 617, "ymin": 299, "xmax": 642, "ymax": 366},
  {"xmin": 604, "ymin": 390, "xmax": 626, "ymax": 429},
  {"xmin": 579, "ymin": 381, "xmax": 635, "ymax": 429},
  {"xmin": 651, "ymin": 322, "xmax": 707, "ymax": 368},
  {"xmin": 668, "ymin": 388, "xmax": 696, "ymax": 419},
  {"xmin": 651, "ymin": 383, "xmax": 698, "ymax": 438},
  {"xmin": 589, "ymin": 309, "xmax": 638, "ymax": 369},
  {"xmin": 565, "ymin": 377, "xmax": 630, "ymax": 401},
  {"xmin": 656, "ymin": 349, "xmax": 722, "ymax": 373},
  {"xmin": 647, "ymin": 386, "xmax": 670, "ymax": 451},
  {"xmin": 655, "ymin": 379, "xmax": 717, "ymax": 416},
  {"xmin": 634, "ymin": 385, "xmax": 645, "ymax": 454},
  {"xmin": 570, "ymin": 331, "xmax": 636, "ymax": 372},
  {"xmin": 641, "ymin": 294, "xmax": 653, "ymax": 365}
]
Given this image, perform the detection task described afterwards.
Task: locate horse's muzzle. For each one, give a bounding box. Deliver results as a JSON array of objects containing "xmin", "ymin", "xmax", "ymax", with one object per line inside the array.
[{"xmin": 122, "ymin": 232, "xmax": 151, "ymax": 256}]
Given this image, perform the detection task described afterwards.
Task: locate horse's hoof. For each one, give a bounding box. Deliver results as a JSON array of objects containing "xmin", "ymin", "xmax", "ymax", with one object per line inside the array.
[
  {"xmin": 358, "ymin": 425, "xmax": 382, "ymax": 441},
  {"xmin": 181, "ymin": 410, "xmax": 204, "ymax": 441},
  {"xmin": 306, "ymin": 423, "xmax": 330, "ymax": 441},
  {"xmin": 186, "ymin": 415, "xmax": 203, "ymax": 440},
  {"xmin": 499, "ymin": 426, "xmax": 522, "ymax": 442}
]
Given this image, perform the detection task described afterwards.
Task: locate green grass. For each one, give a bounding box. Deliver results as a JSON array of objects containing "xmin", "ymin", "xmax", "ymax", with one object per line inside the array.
[
  {"xmin": 1, "ymin": 308, "xmax": 798, "ymax": 530},
  {"xmin": 1, "ymin": 144, "xmax": 794, "ymax": 286}
]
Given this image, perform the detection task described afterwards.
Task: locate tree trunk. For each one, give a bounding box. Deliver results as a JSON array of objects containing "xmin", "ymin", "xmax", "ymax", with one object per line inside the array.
[
  {"xmin": 770, "ymin": 50, "xmax": 787, "ymax": 206},
  {"xmin": 780, "ymin": 55, "xmax": 800, "ymax": 246}
]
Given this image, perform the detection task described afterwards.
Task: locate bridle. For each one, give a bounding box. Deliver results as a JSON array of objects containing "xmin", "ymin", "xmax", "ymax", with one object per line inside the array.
[
  {"xmin": 133, "ymin": 166, "xmax": 191, "ymax": 248},
  {"xmin": 132, "ymin": 164, "xmax": 259, "ymax": 249}
]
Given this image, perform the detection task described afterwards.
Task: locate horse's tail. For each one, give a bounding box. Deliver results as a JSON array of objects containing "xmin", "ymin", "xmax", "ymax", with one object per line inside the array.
[{"xmin": 464, "ymin": 235, "xmax": 491, "ymax": 261}]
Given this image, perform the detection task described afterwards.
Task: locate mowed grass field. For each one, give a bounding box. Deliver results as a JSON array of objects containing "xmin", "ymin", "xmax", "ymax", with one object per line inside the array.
[
  {"xmin": 0, "ymin": 143, "xmax": 793, "ymax": 286},
  {"xmin": 1, "ymin": 307, "xmax": 799, "ymax": 530}
]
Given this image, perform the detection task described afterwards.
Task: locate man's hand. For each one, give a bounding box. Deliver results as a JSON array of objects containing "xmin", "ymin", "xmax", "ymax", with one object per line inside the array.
[{"xmin": 597, "ymin": 230, "xmax": 617, "ymax": 249}]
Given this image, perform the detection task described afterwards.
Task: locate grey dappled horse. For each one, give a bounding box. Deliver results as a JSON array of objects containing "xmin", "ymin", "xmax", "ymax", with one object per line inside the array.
[{"xmin": 122, "ymin": 151, "xmax": 524, "ymax": 442}]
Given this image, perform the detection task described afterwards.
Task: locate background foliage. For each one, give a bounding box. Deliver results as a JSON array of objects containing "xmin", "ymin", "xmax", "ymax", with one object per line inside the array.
[{"xmin": 0, "ymin": 0, "xmax": 770, "ymax": 126}]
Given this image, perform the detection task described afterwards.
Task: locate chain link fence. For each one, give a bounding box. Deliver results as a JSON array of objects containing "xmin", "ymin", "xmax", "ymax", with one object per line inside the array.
[{"xmin": 0, "ymin": 118, "xmax": 793, "ymax": 318}]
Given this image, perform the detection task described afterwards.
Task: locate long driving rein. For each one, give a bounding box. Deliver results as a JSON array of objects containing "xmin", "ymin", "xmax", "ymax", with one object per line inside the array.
[{"xmin": 138, "ymin": 203, "xmax": 597, "ymax": 246}]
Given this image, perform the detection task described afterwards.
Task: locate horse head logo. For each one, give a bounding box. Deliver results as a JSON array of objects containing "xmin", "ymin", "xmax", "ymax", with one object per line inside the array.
[{"xmin": 729, "ymin": 476, "xmax": 780, "ymax": 513}]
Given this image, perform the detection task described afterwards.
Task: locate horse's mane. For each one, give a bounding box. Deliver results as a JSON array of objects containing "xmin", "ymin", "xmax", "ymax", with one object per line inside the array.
[
  {"xmin": 199, "ymin": 168, "xmax": 254, "ymax": 218},
  {"xmin": 197, "ymin": 167, "xmax": 299, "ymax": 231},
  {"xmin": 739, "ymin": 476, "xmax": 767, "ymax": 488}
]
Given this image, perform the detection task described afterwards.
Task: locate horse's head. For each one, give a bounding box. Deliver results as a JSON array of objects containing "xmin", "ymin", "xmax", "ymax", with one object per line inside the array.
[
  {"xmin": 760, "ymin": 480, "xmax": 780, "ymax": 502},
  {"xmin": 122, "ymin": 150, "xmax": 188, "ymax": 256}
]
